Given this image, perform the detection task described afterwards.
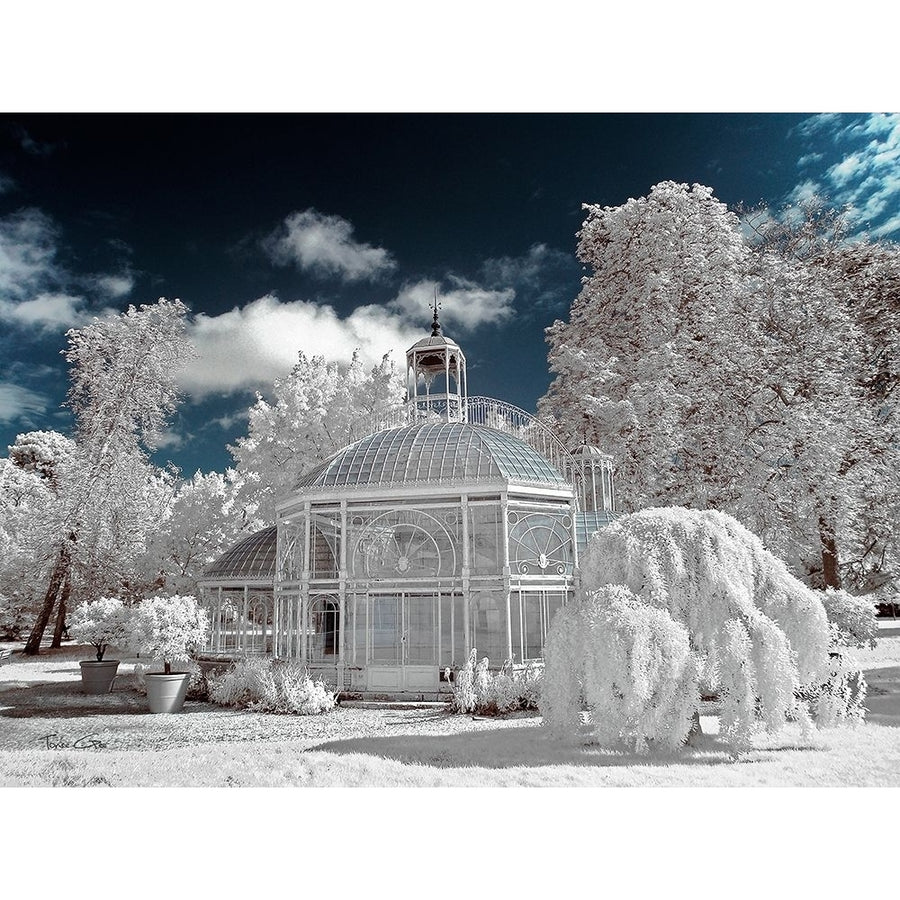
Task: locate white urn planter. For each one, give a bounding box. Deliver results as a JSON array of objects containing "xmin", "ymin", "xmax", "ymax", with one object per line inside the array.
[
  {"xmin": 79, "ymin": 659, "xmax": 120, "ymax": 694},
  {"xmin": 145, "ymin": 672, "xmax": 192, "ymax": 714}
]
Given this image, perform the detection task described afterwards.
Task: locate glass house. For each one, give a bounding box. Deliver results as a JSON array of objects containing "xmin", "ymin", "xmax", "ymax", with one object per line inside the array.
[{"xmin": 199, "ymin": 308, "xmax": 616, "ymax": 695}]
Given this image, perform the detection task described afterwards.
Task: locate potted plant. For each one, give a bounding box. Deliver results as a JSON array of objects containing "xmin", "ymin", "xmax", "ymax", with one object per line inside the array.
[
  {"xmin": 68, "ymin": 597, "xmax": 131, "ymax": 694},
  {"xmin": 131, "ymin": 594, "xmax": 210, "ymax": 713}
]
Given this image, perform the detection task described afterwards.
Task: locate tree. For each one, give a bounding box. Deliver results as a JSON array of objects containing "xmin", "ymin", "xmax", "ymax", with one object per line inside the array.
[
  {"xmin": 541, "ymin": 182, "xmax": 756, "ymax": 512},
  {"xmin": 541, "ymin": 508, "xmax": 863, "ymax": 751},
  {"xmin": 23, "ymin": 298, "xmax": 191, "ymax": 654},
  {"xmin": 739, "ymin": 201, "xmax": 900, "ymax": 590},
  {"xmin": 541, "ymin": 182, "xmax": 899, "ymax": 592},
  {"xmin": 1, "ymin": 432, "xmax": 77, "ymax": 641},
  {"xmin": 230, "ymin": 349, "xmax": 404, "ymax": 521},
  {"xmin": 140, "ymin": 468, "xmax": 264, "ymax": 594}
]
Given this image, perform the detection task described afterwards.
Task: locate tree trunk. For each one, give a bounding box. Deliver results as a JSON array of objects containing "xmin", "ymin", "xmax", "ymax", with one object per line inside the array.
[
  {"xmin": 24, "ymin": 538, "xmax": 73, "ymax": 655},
  {"xmin": 819, "ymin": 516, "xmax": 842, "ymax": 590},
  {"xmin": 51, "ymin": 569, "xmax": 72, "ymax": 649}
]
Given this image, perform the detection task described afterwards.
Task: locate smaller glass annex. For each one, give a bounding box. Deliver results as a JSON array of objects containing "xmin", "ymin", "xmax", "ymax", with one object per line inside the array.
[{"xmin": 199, "ymin": 308, "xmax": 615, "ymax": 694}]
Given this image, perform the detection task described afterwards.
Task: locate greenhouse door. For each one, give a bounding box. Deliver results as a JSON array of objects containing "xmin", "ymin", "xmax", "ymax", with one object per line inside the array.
[{"xmin": 367, "ymin": 593, "xmax": 439, "ymax": 692}]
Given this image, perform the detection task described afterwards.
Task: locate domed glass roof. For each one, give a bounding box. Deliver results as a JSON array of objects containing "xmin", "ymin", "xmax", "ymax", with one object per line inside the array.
[
  {"xmin": 295, "ymin": 422, "xmax": 568, "ymax": 491},
  {"xmin": 202, "ymin": 526, "xmax": 277, "ymax": 580}
]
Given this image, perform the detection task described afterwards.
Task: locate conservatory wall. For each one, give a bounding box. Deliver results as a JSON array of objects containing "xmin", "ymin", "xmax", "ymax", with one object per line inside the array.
[
  {"xmin": 273, "ymin": 490, "xmax": 576, "ymax": 692},
  {"xmin": 203, "ymin": 585, "xmax": 274, "ymax": 656}
]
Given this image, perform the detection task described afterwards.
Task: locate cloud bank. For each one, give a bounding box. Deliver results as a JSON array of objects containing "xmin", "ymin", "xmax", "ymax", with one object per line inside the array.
[
  {"xmin": 0, "ymin": 208, "xmax": 131, "ymax": 330},
  {"xmin": 792, "ymin": 113, "xmax": 900, "ymax": 238},
  {"xmin": 180, "ymin": 267, "xmax": 530, "ymax": 399},
  {"xmin": 181, "ymin": 294, "xmax": 421, "ymax": 397}
]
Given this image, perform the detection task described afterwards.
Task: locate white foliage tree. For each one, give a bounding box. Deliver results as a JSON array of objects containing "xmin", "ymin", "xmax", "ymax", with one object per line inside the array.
[
  {"xmin": 542, "ymin": 584, "xmax": 700, "ymax": 753},
  {"xmin": 572, "ymin": 507, "xmax": 844, "ymax": 747},
  {"xmin": 1, "ymin": 431, "xmax": 79, "ymax": 642},
  {"xmin": 230, "ymin": 349, "xmax": 404, "ymax": 521},
  {"xmin": 141, "ymin": 468, "xmax": 264, "ymax": 594},
  {"xmin": 541, "ymin": 181, "xmax": 755, "ymax": 512},
  {"xmin": 541, "ymin": 182, "xmax": 899, "ymax": 594},
  {"xmin": 24, "ymin": 298, "xmax": 191, "ymax": 654}
]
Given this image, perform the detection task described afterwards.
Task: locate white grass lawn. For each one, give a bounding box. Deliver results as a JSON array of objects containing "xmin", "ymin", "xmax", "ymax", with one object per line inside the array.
[{"xmin": 2, "ymin": 620, "xmax": 900, "ymax": 788}]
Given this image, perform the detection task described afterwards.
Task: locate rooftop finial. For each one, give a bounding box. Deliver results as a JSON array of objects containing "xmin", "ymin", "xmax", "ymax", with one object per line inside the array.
[{"xmin": 431, "ymin": 287, "xmax": 442, "ymax": 337}]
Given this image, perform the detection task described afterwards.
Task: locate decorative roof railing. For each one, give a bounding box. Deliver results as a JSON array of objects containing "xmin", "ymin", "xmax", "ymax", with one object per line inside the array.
[
  {"xmin": 366, "ymin": 395, "xmax": 584, "ymax": 485},
  {"xmin": 464, "ymin": 395, "xmax": 580, "ymax": 484}
]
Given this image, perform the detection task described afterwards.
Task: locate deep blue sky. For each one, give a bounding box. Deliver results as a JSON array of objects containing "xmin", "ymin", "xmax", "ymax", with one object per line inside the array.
[{"xmin": 2, "ymin": 112, "xmax": 898, "ymax": 476}]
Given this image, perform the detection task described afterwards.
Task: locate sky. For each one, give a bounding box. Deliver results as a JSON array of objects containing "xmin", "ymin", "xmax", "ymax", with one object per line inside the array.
[{"xmin": 2, "ymin": 111, "xmax": 899, "ymax": 476}]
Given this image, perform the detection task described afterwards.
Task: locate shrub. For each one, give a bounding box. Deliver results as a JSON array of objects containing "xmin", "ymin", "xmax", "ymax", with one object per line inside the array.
[
  {"xmin": 542, "ymin": 585, "xmax": 700, "ymax": 752},
  {"xmin": 820, "ymin": 588, "xmax": 878, "ymax": 649},
  {"xmin": 798, "ymin": 625, "xmax": 868, "ymax": 728},
  {"xmin": 68, "ymin": 597, "xmax": 131, "ymax": 661},
  {"xmin": 447, "ymin": 649, "xmax": 543, "ymax": 715},
  {"xmin": 207, "ymin": 657, "xmax": 336, "ymax": 715},
  {"xmin": 130, "ymin": 594, "xmax": 210, "ymax": 674}
]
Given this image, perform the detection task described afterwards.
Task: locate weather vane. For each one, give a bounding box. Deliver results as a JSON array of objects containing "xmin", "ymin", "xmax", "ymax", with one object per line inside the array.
[{"xmin": 431, "ymin": 286, "xmax": 442, "ymax": 337}]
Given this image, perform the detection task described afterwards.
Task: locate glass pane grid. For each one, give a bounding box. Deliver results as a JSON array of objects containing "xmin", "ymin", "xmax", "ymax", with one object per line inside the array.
[
  {"xmin": 295, "ymin": 422, "xmax": 568, "ymax": 490},
  {"xmin": 203, "ymin": 526, "xmax": 278, "ymax": 579}
]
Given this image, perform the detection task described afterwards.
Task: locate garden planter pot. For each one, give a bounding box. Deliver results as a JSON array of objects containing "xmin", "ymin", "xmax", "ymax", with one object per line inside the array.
[
  {"xmin": 145, "ymin": 672, "xmax": 191, "ymax": 713},
  {"xmin": 79, "ymin": 660, "xmax": 120, "ymax": 694}
]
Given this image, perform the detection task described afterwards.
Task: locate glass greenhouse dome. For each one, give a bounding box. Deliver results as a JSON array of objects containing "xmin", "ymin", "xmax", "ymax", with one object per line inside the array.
[{"xmin": 199, "ymin": 307, "xmax": 616, "ymax": 696}]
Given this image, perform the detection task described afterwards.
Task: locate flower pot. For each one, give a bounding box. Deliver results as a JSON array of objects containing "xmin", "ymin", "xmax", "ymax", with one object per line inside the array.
[
  {"xmin": 79, "ymin": 659, "xmax": 120, "ymax": 694},
  {"xmin": 145, "ymin": 672, "xmax": 191, "ymax": 713}
]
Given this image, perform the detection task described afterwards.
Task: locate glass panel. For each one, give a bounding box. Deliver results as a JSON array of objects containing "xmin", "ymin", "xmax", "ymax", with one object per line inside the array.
[
  {"xmin": 510, "ymin": 590, "xmax": 524, "ymax": 663},
  {"xmin": 220, "ymin": 593, "xmax": 240, "ymax": 653},
  {"xmin": 508, "ymin": 511, "xmax": 574, "ymax": 576},
  {"xmin": 277, "ymin": 522, "xmax": 304, "ymax": 581},
  {"xmin": 207, "ymin": 526, "xmax": 278, "ymax": 579},
  {"xmin": 371, "ymin": 595, "xmax": 400, "ymax": 664},
  {"xmin": 351, "ymin": 508, "xmax": 459, "ymax": 579},
  {"xmin": 469, "ymin": 503, "xmax": 503, "ymax": 575},
  {"xmin": 296, "ymin": 422, "xmax": 568, "ymax": 490},
  {"xmin": 351, "ymin": 593, "xmax": 366, "ymax": 665},
  {"xmin": 438, "ymin": 592, "xmax": 466, "ymax": 668},
  {"xmin": 471, "ymin": 590, "xmax": 507, "ymax": 666},
  {"xmin": 310, "ymin": 512, "xmax": 340, "ymax": 579},
  {"xmin": 523, "ymin": 592, "xmax": 542, "ymax": 660},
  {"xmin": 405, "ymin": 594, "xmax": 437, "ymax": 665},
  {"xmin": 247, "ymin": 591, "xmax": 273, "ymax": 653}
]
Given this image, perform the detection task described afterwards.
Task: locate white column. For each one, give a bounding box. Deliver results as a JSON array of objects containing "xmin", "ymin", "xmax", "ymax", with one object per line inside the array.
[{"xmin": 501, "ymin": 494, "xmax": 513, "ymax": 662}]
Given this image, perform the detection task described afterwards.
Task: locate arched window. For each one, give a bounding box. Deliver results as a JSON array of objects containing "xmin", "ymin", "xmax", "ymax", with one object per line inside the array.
[{"xmin": 308, "ymin": 595, "xmax": 340, "ymax": 662}]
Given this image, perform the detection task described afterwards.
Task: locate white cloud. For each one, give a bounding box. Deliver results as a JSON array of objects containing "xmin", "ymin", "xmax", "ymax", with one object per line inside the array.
[
  {"xmin": 390, "ymin": 277, "xmax": 515, "ymax": 331},
  {"xmin": 264, "ymin": 209, "xmax": 396, "ymax": 282},
  {"xmin": 0, "ymin": 208, "xmax": 124, "ymax": 330},
  {"xmin": 0, "ymin": 172, "xmax": 15, "ymax": 194},
  {"xmin": 791, "ymin": 113, "xmax": 900, "ymax": 238},
  {"xmin": 93, "ymin": 272, "xmax": 134, "ymax": 299},
  {"xmin": 827, "ymin": 153, "xmax": 864, "ymax": 186},
  {"xmin": 147, "ymin": 429, "xmax": 186, "ymax": 451},
  {"xmin": 0, "ymin": 382, "xmax": 49, "ymax": 425},
  {"xmin": 181, "ymin": 294, "xmax": 420, "ymax": 398},
  {"xmin": 0, "ymin": 208, "xmax": 59, "ymax": 299},
  {"xmin": 786, "ymin": 179, "xmax": 824, "ymax": 205},
  {"xmin": 480, "ymin": 243, "xmax": 577, "ymax": 313},
  {"xmin": 210, "ymin": 411, "xmax": 248, "ymax": 431},
  {"xmin": 0, "ymin": 291, "xmax": 86, "ymax": 330},
  {"xmin": 796, "ymin": 152, "xmax": 824, "ymax": 168}
]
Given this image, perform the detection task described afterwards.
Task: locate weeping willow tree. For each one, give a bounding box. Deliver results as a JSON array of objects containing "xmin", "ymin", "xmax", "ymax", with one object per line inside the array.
[{"xmin": 543, "ymin": 507, "xmax": 866, "ymax": 751}]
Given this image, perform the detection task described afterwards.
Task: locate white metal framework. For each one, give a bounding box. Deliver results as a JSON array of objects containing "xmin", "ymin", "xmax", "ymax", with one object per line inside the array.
[{"xmin": 198, "ymin": 315, "xmax": 616, "ymax": 694}]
